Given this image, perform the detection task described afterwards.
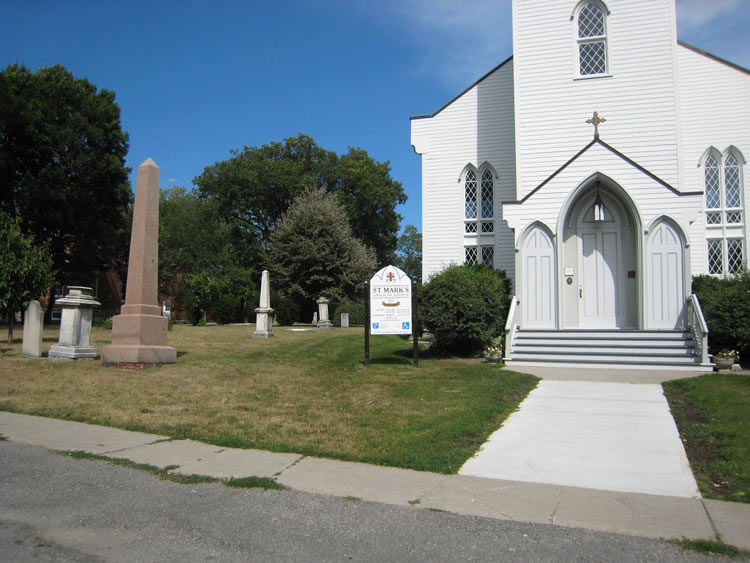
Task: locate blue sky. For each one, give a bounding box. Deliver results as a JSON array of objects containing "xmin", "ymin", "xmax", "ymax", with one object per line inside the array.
[{"xmin": 2, "ymin": 0, "xmax": 748, "ymax": 234}]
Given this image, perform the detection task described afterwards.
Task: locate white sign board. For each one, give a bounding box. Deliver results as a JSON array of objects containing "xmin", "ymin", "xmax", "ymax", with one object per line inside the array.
[{"xmin": 370, "ymin": 265, "xmax": 412, "ymax": 335}]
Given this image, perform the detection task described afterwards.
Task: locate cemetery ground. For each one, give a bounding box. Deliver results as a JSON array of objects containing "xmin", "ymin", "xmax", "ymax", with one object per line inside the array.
[
  {"xmin": 1, "ymin": 324, "xmax": 748, "ymax": 505},
  {"xmin": 0, "ymin": 324, "xmax": 537, "ymax": 474}
]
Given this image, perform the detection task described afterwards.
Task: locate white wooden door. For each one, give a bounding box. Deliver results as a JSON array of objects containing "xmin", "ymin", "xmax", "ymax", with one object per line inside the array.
[
  {"xmin": 578, "ymin": 228, "xmax": 619, "ymax": 328},
  {"xmin": 522, "ymin": 228, "xmax": 555, "ymax": 328},
  {"xmin": 647, "ymin": 222, "xmax": 684, "ymax": 329}
]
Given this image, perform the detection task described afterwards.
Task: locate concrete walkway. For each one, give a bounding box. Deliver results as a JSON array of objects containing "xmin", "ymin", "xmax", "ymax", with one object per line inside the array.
[
  {"xmin": 459, "ymin": 380, "xmax": 699, "ymax": 497},
  {"xmin": 1, "ymin": 409, "xmax": 749, "ymax": 549}
]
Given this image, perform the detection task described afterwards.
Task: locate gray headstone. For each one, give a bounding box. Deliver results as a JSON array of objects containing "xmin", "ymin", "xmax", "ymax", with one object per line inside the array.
[
  {"xmin": 22, "ymin": 300, "xmax": 44, "ymax": 358},
  {"xmin": 340, "ymin": 313, "xmax": 349, "ymax": 328},
  {"xmin": 316, "ymin": 297, "xmax": 332, "ymax": 329},
  {"xmin": 312, "ymin": 312, "xmax": 318, "ymax": 324},
  {"xmin": 48, "ymin": 286, "xmax": 100, "ymax": 360}
]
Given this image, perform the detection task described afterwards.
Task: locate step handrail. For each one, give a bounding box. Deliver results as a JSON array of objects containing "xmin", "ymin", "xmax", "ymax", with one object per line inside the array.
[
  {"xmin": 504, "ymin": 296, "xmax": 521, "ymax": 359},
  {"xmin": 685, "ymin": 294, "xmax": 710, "ymax": 364}
]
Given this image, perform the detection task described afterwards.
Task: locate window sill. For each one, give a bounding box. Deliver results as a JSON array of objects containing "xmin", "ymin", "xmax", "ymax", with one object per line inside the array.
[{"xmin": 573, "ymin": 73, "xmax": 612, "ymax": 81}]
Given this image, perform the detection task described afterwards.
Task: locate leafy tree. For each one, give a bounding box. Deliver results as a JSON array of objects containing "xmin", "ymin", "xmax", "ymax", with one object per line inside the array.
[
  {"xmin": 159, "ymin": 187, "xmax": 261, "ymax": 323},
  {"xmin": 0, "ymin": 64, "xmax": 131, "ymax": 318},
  {"xmin": 420, "ymin": 264, "xmax": 512, "ymax": 356},
  {"xmin": 269, "ymin": 189, "xmax": 377, "ymax": 315},
  {"xmin": 0, "ymin": 215, "xmax": 55, "ymax": 342},
  {"xmin": 334, "ymin": 148, "xmax": 407, "ymax": 264},
  {"xmin": 194, "ymin": 133, "xmax": 405, "ymax": 265},
  {"xmin": 193, "ymin": 134, "xmax": 336, "ymax": 259},
  {"xmin": 393, "ymin": 224, "xmax": 422, "ymax": 282}
]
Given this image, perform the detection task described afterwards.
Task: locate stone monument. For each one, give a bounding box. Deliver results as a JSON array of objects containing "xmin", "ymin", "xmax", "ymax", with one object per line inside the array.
[
  {"xmin": 340, "ymin": 312, "xmax": 349, "ymax": 329},
  {"xmin": 101, "ymin": 158, "xmax": 176, "ymax": 366},
  {"xmin": 253, "ymin": 270, "xmax": 274, "ymax": 339},
  {"xmin": 316, "ymin": 297, "xmax": 333, "ymax": 329},
  {"xmin": 22, "ymin": 300, "xmax": 44, "ymax": 358},
  {"xmin": 48, "ymin": 287, "xmax": 100, "ymax": 360}
]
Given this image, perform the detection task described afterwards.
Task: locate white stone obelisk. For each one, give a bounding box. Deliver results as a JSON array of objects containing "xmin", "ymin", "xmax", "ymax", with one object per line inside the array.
[{"xmin": 254, "ymin": 270, "xmax": 274, "ymax": 338}]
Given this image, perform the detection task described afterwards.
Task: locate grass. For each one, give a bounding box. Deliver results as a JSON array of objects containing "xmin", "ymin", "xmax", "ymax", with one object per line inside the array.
[
  {"xmin": 225, "ymin": 476, "xmax": 287, "ymax": 490},
  {"xmin": 60, "ymin": 451, "xmax": 287, "ymax": 489},
  {"xmin": 61, "ymin": 451, "xmax": 217, "ymax": 485},
  {"xmin": 0, "ymin": 324, "xmax": 537, "ymax": 474},
  {"xmin": 663, "ymin": 373, "xmax": 750, "ymax": 503},
  {"xmin": 671, "ymin": 538, "xmax": 750, "ymax": 559}
]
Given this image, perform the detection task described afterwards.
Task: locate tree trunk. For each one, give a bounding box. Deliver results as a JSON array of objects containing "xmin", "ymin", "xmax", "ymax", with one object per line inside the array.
[
  {"xmin": 7, "ymin": 309, "xmax": 14, "ymax": 344},
  {"xmin": 44, "ymin": 293, "xmax": 57, "ymax": 324}
]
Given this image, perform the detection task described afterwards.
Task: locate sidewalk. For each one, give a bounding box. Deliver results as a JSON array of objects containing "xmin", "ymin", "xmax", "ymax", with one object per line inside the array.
[{"xmin": 1, "ymin": 410, "xmax": 748, "ymax": 549}]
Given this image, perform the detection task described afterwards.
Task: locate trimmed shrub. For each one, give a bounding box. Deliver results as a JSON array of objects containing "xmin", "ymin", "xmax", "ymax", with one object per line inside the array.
[
  {"xmin": 692, "ymin": 271, "xmax": 750, "ymax": 364},
  {"xmin": 420, "ymin": 264, "xmax": 512, "ymax": 356},
  {"xmin": 332, "ymin": 299, "xmax": 366, "ymax": 326},
  {"xmin": 273, "ymin": 294, "xmax": 300, "ymax": 326},
  {"xmin": 213, "ymin": 294, "xmax": 241, "ymax": 325}
]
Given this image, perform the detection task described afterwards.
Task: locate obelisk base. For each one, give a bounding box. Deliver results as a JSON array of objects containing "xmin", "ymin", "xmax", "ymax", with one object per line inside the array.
[
  {"xmin": 253, "ymin": 307, "xmax": 275, "ymax": 339},
  {"xmin": 101, "ymin": 310, "xmax": 176, "ymax": 366}
]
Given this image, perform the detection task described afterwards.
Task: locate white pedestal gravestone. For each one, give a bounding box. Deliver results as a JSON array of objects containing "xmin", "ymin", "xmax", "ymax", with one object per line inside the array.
[
  {"xmin": 22, "ymin": 300, "xmax": 44, "ymax": 358},
  {"xmin": 254, "ymin": 270, "xmax": 275, "ymax": 339},
  {"xmin": 316, "ymin": 297, "xmax": 333, "ymax": 329},
  {"xmin": 340, "ymin": 312, "xmax": 349, "ymax": 328},
  {"xmin": 48, "ymin": 287, "xmax": 101, "ymax": 360}
]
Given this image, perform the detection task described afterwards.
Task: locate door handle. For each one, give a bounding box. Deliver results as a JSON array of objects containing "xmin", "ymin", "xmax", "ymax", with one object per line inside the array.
[{"xmin": 579, "ymin": 286, "xmax": 583, "ymax": 298}]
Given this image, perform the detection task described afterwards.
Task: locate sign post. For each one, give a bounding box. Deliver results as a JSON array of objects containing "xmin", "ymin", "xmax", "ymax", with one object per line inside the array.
[
  {"xmin": 365, "ymin": 265, "xmax": 418, "ymax": 367},
  {"xmin": 364, "ymin": 281, "xmax": 370, "ymax": 367}
]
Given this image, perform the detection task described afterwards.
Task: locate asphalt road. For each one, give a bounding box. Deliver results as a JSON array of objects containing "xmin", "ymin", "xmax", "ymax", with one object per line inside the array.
[{"xmin": 0, "ymin": 440, "xmax": 712, "ymax": 562}]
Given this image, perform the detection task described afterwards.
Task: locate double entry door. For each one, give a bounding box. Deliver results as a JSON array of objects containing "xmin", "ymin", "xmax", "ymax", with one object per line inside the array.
[{"xmin": 577, "ymin": 224, "xmax": 621, "ymax": 328}]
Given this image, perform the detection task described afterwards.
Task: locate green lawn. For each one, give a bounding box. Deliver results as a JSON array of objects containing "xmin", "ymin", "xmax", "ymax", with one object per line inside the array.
[
  {"xmin": 0, "ymin": 325, "xmax": 538, "ymax": 474},
  {"xmin": 663, "ymin": 373, "xmax": 750, "ymax": 503}
]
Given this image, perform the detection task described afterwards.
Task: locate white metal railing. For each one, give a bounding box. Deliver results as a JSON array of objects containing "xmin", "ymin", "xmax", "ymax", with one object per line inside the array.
[
  {"xmin": 685, "ymin": 294, "xmax": 710, "ymax": 364},
  {"xmin": 504, "ymin": 296, "xmax": 521, "ymax": 359}
]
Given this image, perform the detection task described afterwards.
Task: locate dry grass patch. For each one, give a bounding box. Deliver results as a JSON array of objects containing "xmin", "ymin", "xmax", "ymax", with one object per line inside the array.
[{"xmin": 0, "ymin": 324, "xmax": 537, "ymax": 473}]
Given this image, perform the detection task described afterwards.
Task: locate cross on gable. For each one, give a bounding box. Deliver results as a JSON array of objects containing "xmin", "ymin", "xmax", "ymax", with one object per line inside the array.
[
  {"xmin": 386, "ymin": 272, "xmax": 396, "ymax": 282},
  {"xmin": 586, "ymin": 111, "xmax": 607, "ymax": 139}
]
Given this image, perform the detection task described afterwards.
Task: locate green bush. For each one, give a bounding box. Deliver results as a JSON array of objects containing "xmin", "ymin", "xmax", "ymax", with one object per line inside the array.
[
  {"xmin": 692, "ymin": 271, "xmax": 750, "ymax": 364},
  {"xmin": 332, "ymin": 299, "xmax": 366, "ymax": 326},
  {"xmin": 213, "ymin": 293, "xmax": 241, "ymax": 325},
  {"xmin": 420, "ymin": 264, "xmax": 512, "ymax": 356},
  {"xmin": 272, "ymin": 294, "xmax": 300, "ymax": 326}
]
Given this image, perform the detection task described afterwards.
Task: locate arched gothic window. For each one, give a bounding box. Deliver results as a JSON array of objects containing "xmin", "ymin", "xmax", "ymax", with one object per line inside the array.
[
  {"xmin": 704, "ymin": 150, "xmax": 745, "ymax": 275},
  {"xmin": 464, "ymin": 167, "xmax": 494, "ymax": 234},
  {"xmin": 463, "ymin": 166, "xmax": 495, "ymax": 266},
  {"xmin": 576, "ymin": 1, "xmax": 608, "ymax": 77}
]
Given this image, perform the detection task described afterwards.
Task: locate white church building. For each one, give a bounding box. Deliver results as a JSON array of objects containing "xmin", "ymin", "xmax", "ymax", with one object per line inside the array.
[{"xmin": 411, "ymin": 0, "xmax": 749, "ymax": 369}]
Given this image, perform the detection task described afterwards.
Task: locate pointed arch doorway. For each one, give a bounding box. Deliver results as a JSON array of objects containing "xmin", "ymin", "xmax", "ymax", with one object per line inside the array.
[{"xmin": 562, "ymin": 180, "xmax": 638, "ymax": 329}]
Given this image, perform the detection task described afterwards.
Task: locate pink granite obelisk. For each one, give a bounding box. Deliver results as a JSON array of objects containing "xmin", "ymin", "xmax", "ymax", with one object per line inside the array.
[{"xmin": 102, "ymin": 158, "xmax": 176, "ymax": 366}]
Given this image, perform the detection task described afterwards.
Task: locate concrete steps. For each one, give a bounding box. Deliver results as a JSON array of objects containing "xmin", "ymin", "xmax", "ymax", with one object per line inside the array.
[{"xmin": 505, "ymin": 330, "xmax": 713, "ymax": 372}]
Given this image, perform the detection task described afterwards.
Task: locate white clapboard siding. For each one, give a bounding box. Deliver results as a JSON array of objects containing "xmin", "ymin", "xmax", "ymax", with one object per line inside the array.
[
  {"xmin": 676, "ymin": 44, "xmax": 750, "ymax": 275},
  {"xmin": 411, "ymin": 60, "xmax": 516, "ymax": 282},
  {"xmin": 502, "ymin": 143, "xmax": 701, "ymax": 240},
  {"xmin": 513, "ymin": 0, "xmax": 681, "ymax": 198}
]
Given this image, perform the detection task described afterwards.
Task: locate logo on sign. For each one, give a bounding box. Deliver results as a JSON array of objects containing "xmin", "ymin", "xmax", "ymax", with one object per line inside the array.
[
  {"xmin": 372, "ymin": 322, "xmax": 379, "ymax": 329},
  {"xmin": 402, "ymin": 322, "xmax": 410, "ymax": 330},
  {"xmin": 386, "ymin": 272, "xmax": 395, "ymax": 282}
]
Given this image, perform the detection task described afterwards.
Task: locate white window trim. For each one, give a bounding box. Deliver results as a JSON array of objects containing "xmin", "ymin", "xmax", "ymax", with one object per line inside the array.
[
  {"xmin": 702, "ymin": 148, "xmax": 746, "ymax": 275},
  {"xmin": 572, "ymin": 0, "xmax": 611, "ymax": 80},
  {"xmin": 462, "ymin": 163, "xmax": 497, "ymax": 238}
]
